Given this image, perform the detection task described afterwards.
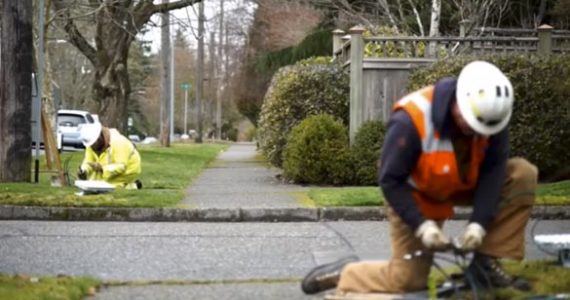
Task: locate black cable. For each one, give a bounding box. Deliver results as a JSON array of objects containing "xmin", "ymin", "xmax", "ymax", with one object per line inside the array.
[
  {"xmin": 449, "ymin": 251, "xmax": 483, "ymax": 300},
  {"xmin": 469, "ymin": 256, "xmax": 496, "ymax": 300},
  {"xmin": 405, "ymin": 248, "xmax": 477, "ymax": 299},
  {"xmin": 464, "ymin": 268, "xmax": 480, "ymax": 300},
  {"xmin": 530, "ymin": 200, "xmax": 558, "ymax": 256},
  {"xmin": 322, "ymin": 222, "xmax": 356, "ymax": 253},
  {"xmin": 432, "ymin": 259, "xmax": 460, "ymax": 297}
]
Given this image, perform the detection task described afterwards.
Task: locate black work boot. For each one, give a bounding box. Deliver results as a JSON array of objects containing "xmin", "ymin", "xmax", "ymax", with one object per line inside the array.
[
  {"xmin": 301, "ymin": 255, "xmax": 359, "ymax": 294},
  {"xmin": 467, "ymin": 253, "xmax": 531, "ymax": 291}
]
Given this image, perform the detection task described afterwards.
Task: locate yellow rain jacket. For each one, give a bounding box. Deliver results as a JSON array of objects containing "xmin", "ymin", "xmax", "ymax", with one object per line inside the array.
[{"xmin": 80, "ymin": 129, "xmax": 141, "ymax": 188}]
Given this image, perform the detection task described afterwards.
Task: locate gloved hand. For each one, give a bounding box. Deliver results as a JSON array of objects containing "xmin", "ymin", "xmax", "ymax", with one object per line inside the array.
[
  {"xmin": 77, "ymin": 167, "xmax": 87, "ymax": 180},
  {"xmin": 89, "ymin": 162, "xmax": 103, "ymax": 173},
  {"xmin": 415, "ymin": 220, "xmax": 450, "ymax": 250},
  {"xmin": 459, "ymin": 222, "xmax": 486, "ymax": 251}
]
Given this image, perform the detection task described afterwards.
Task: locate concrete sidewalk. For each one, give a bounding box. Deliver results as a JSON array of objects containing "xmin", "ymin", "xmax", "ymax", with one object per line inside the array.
[{"xmin": 182, "ymin": 143, "xmax": 308, "ymax": 209}]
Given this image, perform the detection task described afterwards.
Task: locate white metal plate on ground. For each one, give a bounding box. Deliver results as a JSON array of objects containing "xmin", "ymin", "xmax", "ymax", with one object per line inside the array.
[
  {"xmin": 74, "ymin": 180, "xmax": 115, "ymax": 193},
  {"xmin": 534, "ymin": 234, "xmax": 570, "ymax": 250}
]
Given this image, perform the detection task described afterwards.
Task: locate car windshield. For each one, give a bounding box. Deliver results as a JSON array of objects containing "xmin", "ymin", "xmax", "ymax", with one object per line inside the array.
[{"xmin": 58, "ymin": 114, "xmax": 85, "ymax": 127}]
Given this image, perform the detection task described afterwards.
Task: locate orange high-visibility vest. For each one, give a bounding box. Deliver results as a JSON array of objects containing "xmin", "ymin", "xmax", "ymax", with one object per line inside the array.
[{"xmin": 393, "ymin": 86, "xmax": 488, "ymax": 219}]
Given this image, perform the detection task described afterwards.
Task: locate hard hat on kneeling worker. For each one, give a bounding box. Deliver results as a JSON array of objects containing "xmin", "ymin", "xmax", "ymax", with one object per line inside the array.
[
  {"xmin": 456, "ymin": 61, "xmax": 514, "ymax": 136},
  {"xmin": 79, "ymin": 122, "xmax": 102, "ymax": 148}
]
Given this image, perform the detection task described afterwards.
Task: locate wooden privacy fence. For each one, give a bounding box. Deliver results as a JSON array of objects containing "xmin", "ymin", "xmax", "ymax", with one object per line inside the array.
[{"xmin": 333, "ymin": 25, "xmax": 570, "ymax": 143}]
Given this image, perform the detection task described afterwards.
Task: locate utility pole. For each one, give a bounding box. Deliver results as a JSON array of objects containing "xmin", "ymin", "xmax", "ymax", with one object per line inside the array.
[
  {"xmin": 34, "ymin": 0, "xmax": 46, "ymax": 183},
  {"xmin": 0, "ymin": 1, "xmax": 33, "ymax": 182},
  {"xmin": 209, "ymin": 31, "xmax": 215, "ymax": 135},
  {"xmin": 183, "ymin": 83, "xmax": 191, "ymax": 136},
  {"xmin": 216, "ymin": 0, "xmax": 224, "ymax": 140},
  {"xmin": 195, "ymin": 0, "xmax": 204, "ymax": 143},
  {"xmin": 170, "ymin": 34, "xmax": 175, "ymax": 141},
  {"xmin": 160, "ymin": 0, "xmax": 171, "ymax": 147}
]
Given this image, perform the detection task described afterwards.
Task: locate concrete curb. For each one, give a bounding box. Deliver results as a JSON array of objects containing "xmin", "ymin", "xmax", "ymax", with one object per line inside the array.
[{"xmin": 0, "ymin": 205, "xmax": 569, "ymax": 222}]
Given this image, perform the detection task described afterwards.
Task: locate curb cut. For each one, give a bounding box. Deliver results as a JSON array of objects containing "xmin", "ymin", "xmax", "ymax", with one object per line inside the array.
[{"xmin": 1, "ymin": 205, "xmax": 569, "ymax": 222}]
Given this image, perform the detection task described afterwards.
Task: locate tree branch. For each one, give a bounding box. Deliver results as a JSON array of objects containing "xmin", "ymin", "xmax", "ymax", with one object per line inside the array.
[
  {"xmin": 408, "ymin": 0, "xmax": 425, "ymax": 36},
  {"xmin": 52, "ymin": 0, "xmax": 98, "ymax": 66},
  {"xmin": 153, "ymin": 0, "xmax": 202, "ymax": 14}
]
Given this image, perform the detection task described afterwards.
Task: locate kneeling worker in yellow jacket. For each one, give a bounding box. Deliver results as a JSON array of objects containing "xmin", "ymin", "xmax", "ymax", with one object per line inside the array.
[{"xmin": 77, "ymin": 122, "xmax": 142, "ymax": 189}]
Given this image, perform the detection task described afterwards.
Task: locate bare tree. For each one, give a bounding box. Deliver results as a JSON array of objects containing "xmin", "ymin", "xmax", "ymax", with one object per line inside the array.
[
  {"xmin": 428, "ymin": 0, "xmax": 441, "ymax": 37},
  {"xmin": 452, "ymin": 0, "xmax": 509, "ymax": 34},
  {"xmin": 408, "ymin": 0, "xmax": 425, "ymax": 36},
  {"xmin": 311, "ymin": 0, "xmax": 434, "ymax": 35},
  {"xmin": 50, "ymin": 0, "xmax": 203, "ymax": 132},
  {"xmin": 428, "ymin": 0, "xmax": 441, "ymax": 55},
  {"xmin": 0, "ymin": 1, "xmax": 33, "ymax": 182}
]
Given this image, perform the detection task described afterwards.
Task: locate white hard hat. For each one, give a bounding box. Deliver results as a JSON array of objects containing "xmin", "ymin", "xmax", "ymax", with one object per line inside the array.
[
  {"xmin": 456, "ymin": 61, "xmax": 514, "ymax": 135},
  {"xmin": 79, "ymin": 122, "xmax": 102, "ymax": 147}
]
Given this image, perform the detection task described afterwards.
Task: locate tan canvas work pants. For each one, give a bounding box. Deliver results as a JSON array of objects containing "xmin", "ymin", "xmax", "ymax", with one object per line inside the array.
[{"xmin": 337, "ymin": 158, "xmax": 538, "ymax": 294}]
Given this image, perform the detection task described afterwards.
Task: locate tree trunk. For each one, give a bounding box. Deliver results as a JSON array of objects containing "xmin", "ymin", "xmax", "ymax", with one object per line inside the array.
[
  {"xmin": 408, "ymin": 0, "xmax": 425, "ymax": 36},
  {"xmin": 33, "ymin": 0, "xmax": 57, "ymax": 130},
  {"xmin": 160, "ymin": 0, "xmax": 171, "ymax": 147},
  {"xmin": 428, "ymin": 0, "xmax": 441, "ymax": 57},
  {"xmin": 93, "ymin": 58, "xmax": 130, "ymax": 133},
  {"xmin": 0, "ymin": 0, "xmax": 33, "ymax": 182}
]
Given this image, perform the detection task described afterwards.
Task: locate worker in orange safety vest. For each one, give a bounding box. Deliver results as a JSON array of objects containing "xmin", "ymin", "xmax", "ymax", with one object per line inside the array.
[{"xmin": 301, "ymin": 61, "xmax": 537, "ymax": 295}]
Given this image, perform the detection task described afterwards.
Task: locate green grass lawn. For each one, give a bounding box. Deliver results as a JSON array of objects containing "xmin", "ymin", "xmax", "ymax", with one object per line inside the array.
[
  {"xmin": 0, "ymin": 143, "xmax": 227, "ymax": 208},
  {"xmin": 429, "ymin": 260, "xmax": 570, "ymax": 299},
  {"xmin": 0, "ymin": 274, "xmax": 99, "ymax": 300},
  {"xmin": 2, "ymin": 260, "xmax": 568, "ymax": 299},
  {"xmin": 306, "ymin": 180, "xmax": 570, "ymax": 207}
]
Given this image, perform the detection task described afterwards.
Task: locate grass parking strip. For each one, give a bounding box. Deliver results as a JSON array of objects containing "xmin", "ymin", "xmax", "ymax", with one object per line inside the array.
[
  {"xmin": 0, "ymin": 274, "xmax": 99, "ymax": 300},
  {"xmin": 0, "ymin": 143, "xmax": 227, "ymax": 208},
  {"xmin": 306, "ymin": 181, "xmax": 570, "ymax": 207}
]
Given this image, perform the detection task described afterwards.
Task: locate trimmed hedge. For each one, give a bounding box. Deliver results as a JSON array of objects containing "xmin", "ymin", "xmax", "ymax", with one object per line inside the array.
[
  {"xmin": 408, "ymin": 55, "xmax": 570, "ymax": 179},
  {"xmin": 255, "ymin": 30, "xmax": 333, "ymax": 74},
  {"xmin": 283, "ymin": 114, "xmax": 352, "ymax": 185},
  {"xmin": 351, "ymin": 121, "xmax": 387, "ymax": 185},
  {"xmin": 257, "ymin": 59, "xmax": 349, "ymax": 167}
]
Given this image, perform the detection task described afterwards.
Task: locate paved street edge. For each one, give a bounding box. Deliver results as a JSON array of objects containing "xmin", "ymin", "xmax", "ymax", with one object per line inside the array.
[{"xmin": 0, "ymin": 205, "xmax": 569, "ymax": 222}]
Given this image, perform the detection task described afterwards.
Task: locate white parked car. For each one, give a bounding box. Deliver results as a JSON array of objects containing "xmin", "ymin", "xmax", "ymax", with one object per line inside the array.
[
  {"xmin": 142, "ymin": 136, "xmax": 158, "ymax": 144},
  {"xmin": 57, "ymin": 109, "xmax": 99, "ymax": 148},
  {"xmin": 128, "ymin": 134, "xmax": 141, "ymax": 143}
]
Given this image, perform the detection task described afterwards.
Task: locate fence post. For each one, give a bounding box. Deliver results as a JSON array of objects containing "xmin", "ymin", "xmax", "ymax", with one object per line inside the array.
[
  {"xmin": 349, "ymin": 25, "xmax": 365, "ymax": 145},
  {"xmin": 459, "ymin": 19, "xmax": 472, "ymax": 37},
  {"xmin": 332, "ymin": 29, "xmax": 345, "ymax": 54},
  {"xmin": 538, "ymin": 24, "xmax": 553, "ymax": 56}
]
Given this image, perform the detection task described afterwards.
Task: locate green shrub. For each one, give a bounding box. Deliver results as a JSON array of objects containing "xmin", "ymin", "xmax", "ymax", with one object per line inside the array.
[
  {"xmin": 408, "ymin": 55, "xmax": 570, "ymax": 179},
  {"xmin": 351, "ymin": 121, "xmax": 387, "ymax": 185},
  {"xmin": 283, "ymin": 114, "xmax": 352, "ymax": 185},
  {"xmin": 257, "ymin": 61, "xmax": 349, "ymax": 167},
  {"xmin": 296, "ymin": 56, "xmax": 333, "ymax": 66},
  {"xmin": 244, "ymin": 126, "xmax": 256, "ymax": 142},
  {"xmin": 226, "ymin": 128, "xmax": 238, "ymax": 142},
  {"xmin": 255, "ymin": 30, "xmax": 333, "ymax": 74},
  {"xmin": 361, "ymin": 26, "xmax": 432, "ymax": 59}
]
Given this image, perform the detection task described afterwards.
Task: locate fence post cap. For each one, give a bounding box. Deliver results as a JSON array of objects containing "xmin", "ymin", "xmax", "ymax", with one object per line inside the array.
[
  {"xmin": 538, "ymin": 24, "xmax": 554, "ymax": 31},
  {"xmin": 333, "ymin": 29, "xmax": 346, "ymax": 35},
  {"xmin": 349, "ymin": 26, "xmax": 366, "ymax": 34}
]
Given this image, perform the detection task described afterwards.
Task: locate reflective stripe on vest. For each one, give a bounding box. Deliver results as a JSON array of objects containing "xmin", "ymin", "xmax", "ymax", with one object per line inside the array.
[
  {"xmin": 398, "ymin": 93, "xmax": 453, "ymax": 154},
  {"xmin": 394, "ymin": 86, "xmax": 488, "ymax": 219}
]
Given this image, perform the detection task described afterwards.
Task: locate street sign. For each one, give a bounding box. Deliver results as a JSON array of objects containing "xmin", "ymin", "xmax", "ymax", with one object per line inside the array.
[{"xmin": 181, "ymin": 83, "xmax": 192, "ymax": 91}]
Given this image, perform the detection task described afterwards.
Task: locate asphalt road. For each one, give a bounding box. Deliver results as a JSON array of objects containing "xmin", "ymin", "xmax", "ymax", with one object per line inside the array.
[{"xmin": 1, "ymin": 220, "xmax": 569, "ymax": 299}]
